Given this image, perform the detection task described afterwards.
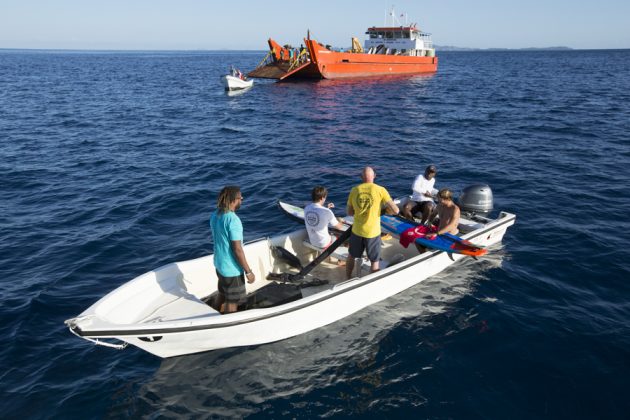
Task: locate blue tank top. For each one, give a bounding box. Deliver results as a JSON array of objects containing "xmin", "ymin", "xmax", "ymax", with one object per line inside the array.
[{"xmin": 209, "ymin": 210, "xmax": 244, "ymax": 277}]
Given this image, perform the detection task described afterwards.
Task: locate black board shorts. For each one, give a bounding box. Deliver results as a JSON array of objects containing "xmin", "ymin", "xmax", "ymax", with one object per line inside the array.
[
  {"xmin": 349, "ymin": 232, "xmax": 381, "ymax": 262},
  {"xmin": 411, "ymin": 200, "xmax": 435, "ymax": 215},
  {"xmin": 216, "ymin": 270, "xmax": 247, "ymax": 304}
]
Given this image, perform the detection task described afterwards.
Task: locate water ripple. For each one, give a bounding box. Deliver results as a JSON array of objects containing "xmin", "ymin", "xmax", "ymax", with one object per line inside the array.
[{"xmin": 1, "ymin": 49, "xmax": 629, "ymax": 418}]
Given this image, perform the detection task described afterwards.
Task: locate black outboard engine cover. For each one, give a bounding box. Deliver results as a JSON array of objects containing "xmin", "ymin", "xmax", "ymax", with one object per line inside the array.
[{"xmin": 458, "ymin": 184, "xmax": 493, "ymax": 217}]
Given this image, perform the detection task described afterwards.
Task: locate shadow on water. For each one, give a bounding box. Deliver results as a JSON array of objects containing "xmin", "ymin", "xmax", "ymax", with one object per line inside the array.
[{"xmin": 119, "ymin": 252, "xmax": 506, "ymax": 417}]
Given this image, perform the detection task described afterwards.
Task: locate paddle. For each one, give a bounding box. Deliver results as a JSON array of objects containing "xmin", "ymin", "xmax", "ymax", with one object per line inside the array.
[
  {"xmin": 270, "ymin": 245, "xmax": 304, "ymax": 270},
  {"xmin": 268, "ymin": 226, "xmax": 353, "ymax": 282}
]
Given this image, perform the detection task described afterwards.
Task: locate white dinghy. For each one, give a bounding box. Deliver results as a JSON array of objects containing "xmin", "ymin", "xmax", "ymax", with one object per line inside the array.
[
  {"xmin": 66, "ymin": 187, "xmax": 515, "ymax": 358},
  {"xmin": 222, "ymin": 66, "xmax": 253, "ymax": 91}
]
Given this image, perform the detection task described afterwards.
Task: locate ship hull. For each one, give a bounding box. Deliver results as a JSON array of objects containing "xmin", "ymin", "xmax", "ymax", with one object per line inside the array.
[
  {"xmin": 248, "ymin": 37, "xmax": 438, "ymax": 81},
  {"xmin": 304, "ymin": 39, "xmax": 438, "ymax": 80}
]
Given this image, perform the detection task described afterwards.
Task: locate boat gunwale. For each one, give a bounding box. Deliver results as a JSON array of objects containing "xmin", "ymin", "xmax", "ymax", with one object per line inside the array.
[{"xmin": 71, "ymin": 213, "xmax": 515, "ymax": 338}]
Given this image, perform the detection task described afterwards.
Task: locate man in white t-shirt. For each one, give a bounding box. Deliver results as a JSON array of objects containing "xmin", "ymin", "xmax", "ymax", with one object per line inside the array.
[
  {"xmin": 304, "ymin": 186, "xmax": 345, "ymax": 248},
  {"xmin": 401, "ymin": 164, "xmax": 438, "ymax": 225}
]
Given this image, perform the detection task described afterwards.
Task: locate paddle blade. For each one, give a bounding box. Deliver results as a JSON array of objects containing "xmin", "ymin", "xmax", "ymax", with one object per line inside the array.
[
  {"xmin": 271, "ymin": 246, "xmax": 304, "ymax": 270},
  {"xmin": 449, "ymin": 240, "xmax": 488, "ymax": 257},
  {"xmin": 266, "ymin": 272, "xmax": 296, "ymax": 282}
]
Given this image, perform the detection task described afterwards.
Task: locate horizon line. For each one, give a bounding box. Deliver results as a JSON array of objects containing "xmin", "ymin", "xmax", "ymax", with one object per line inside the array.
[{"xmin": 1, "ymin": 46, "xmax": 629, "ymax": 53}]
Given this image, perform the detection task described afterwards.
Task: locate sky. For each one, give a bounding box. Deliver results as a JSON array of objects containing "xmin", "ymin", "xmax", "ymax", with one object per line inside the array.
[{"xmin": 1, "ymin": 0, "xmax": 629, "ymax": 50}]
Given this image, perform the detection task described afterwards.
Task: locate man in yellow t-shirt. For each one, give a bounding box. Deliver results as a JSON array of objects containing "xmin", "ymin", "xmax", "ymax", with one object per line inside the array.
[{"xmin": 346, "ymin": 167, "xmax": 399, "ymax": 278}]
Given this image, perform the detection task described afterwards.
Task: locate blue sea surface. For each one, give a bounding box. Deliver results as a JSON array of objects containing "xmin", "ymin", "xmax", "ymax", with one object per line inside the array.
[{"xmin": 1, "ymin": 49, "xmax": 629, "ymax": 418}]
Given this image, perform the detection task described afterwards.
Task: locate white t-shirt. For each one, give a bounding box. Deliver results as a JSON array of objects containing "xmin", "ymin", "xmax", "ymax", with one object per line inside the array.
[
  {"xmin": 411, "ymin": 174, "xmax": 438, "ymax": 202},
  {"xmin": 304, "ymin": 203, "xmax": 338, "ymax": 248}
]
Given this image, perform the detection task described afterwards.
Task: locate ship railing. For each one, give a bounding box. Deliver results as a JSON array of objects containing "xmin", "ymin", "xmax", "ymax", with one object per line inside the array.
[
  {"xmin": 287, "ymin": 49, "xmax": 310, "ymax": 72},
  {"xmin": 418, "ymin": 32, "xmax": 433, "ymax": 49},
  {"xmin": 254, "ymin": 50, "xmax": 274, "ymax": 69}
]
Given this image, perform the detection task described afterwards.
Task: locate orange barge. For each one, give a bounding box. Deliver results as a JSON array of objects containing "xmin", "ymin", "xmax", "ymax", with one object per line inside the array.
[{"xmin": 248, "ymin": 24, "xmax": 438, "ymax": 81}]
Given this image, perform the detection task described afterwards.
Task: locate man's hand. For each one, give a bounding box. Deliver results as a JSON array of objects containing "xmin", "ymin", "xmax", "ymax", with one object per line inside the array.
[{"xmin": 384, "ymin": 206, "xmax": 397, "ymax": 215}]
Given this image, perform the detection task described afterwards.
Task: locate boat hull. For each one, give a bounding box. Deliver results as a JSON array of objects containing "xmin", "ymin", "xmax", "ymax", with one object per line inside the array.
[
  {"xmin": 66, "ymin": 210, "xmax": 515, "ymax": 358},
  {"xmin": 129, "ymin": 251, "xmax": 471, "ymax": 356},
  {"xmin": 222, "ymin": 75, "xmax": 254, "ymax": 90},
  {"xmin": 303, "ymin": 39, "xmax": 438, "ymax": 80}
]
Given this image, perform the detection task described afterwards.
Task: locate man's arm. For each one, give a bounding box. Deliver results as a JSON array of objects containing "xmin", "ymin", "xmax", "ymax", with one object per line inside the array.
[
  {"xmin": 411, "ymin": 176, "xmax": 424, "ymax": 196},
  {"xmin": 385, "ymin": 200, "xmax": 399, "ymax": 215},
  {"xmin": 327, "ymin": 209, "xmax": 345, "ymax": 230},
  {"xmin": 427, "ymin": 206, "xmax": 439, "ymax": 226},
  {"xmin": 231, "ymin": 240, "xmax": 256, "ymax": 283},
  {"xmin": 333, "ymin": 218, "xmax": 345, "ymax": 230},
  {"xmin": 346, "ymin": 202, "xmax": 354, "ymax": 216}
]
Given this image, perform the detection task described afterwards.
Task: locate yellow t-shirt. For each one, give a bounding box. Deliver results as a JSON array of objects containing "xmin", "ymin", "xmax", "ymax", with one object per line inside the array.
[{"xmin": 347, "ymin": 183, "xmax": 392, "ymax": 238}]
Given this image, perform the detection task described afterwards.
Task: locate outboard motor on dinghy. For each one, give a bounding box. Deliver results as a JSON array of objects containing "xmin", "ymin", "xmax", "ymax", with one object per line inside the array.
[{"xmin": 458, "ymin": 184, "xmax": 493, "ymax": 218}]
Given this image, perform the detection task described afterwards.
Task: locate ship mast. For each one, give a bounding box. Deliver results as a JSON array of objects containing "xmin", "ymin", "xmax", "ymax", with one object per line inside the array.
[
  {"xmin": 387, "ymin": 5, "xmax": 394, "ymax": 26},
  {"xmin": 385, "ymin": 5, "xmax": 405, "ymax": 27}
]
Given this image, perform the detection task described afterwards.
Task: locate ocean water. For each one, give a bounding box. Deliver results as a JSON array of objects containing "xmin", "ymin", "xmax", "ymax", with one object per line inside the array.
[{"xmin": 1, "ymin": 49, "xmax": 629, "ymax": 419}]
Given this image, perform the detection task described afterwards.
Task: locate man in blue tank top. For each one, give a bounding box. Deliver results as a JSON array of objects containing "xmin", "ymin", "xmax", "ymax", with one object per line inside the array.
[{"xmin": 209, "ymin": 186, "xmax": 256, "ymax": 313}]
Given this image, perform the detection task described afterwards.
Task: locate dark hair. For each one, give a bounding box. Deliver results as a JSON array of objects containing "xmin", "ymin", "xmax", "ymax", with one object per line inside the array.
[
  {"xmin": 217, "ymin": 186, "xmax": 240, "ymax": 213},
  {"xmin": 311, "ymin": 186, "xmax": 328, "ymax": 202}
]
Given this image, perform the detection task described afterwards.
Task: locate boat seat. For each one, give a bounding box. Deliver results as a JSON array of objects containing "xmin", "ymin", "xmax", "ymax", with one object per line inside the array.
[
  {"xmin": 457, "ymin": 218, "xmax": 485, "ymax": 234},
  {"xmin": 302, "ymin": 240, "xmax": 349, "ymax": 261},
  {"xmin": 137, "ymin": 289, "xmax": 220, "ymax": 323}
]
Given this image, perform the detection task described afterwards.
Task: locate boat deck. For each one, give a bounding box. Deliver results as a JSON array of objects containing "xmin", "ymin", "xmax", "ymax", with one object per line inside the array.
[
  {"xmin": 247, "ymin": 62, "xmax": 292, "ymax": 79},
  {"xmin": 132, "ymin": 218, "xmax": 485, "ymax": 320},
  {"xmin": 234, "ymin": 234, "xmax": 406, "ymax": 310}
]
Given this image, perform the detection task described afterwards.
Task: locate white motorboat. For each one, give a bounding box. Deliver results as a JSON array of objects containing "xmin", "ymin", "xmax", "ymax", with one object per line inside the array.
[
  {"xmin": 66, "ymin": 187, "xmax": 515, "ymax": 358},
  {"xmin": 222, "ymin": 66, "xmax": 254, "ymax": 91},
  {"xmin": 222, "ymin": 74, "xmax": 253, "ymax": 91}
]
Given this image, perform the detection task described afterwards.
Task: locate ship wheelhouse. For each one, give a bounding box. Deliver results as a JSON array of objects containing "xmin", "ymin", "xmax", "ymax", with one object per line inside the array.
[{"xmin": 364, "ymin": 26, "xmax": 435, "ymax": 57}]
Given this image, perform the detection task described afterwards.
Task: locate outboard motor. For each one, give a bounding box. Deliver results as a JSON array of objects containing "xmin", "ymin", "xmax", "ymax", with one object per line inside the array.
[{"xmin": 458, "ymin": 184, "xmax": 493, "ymax": 218}]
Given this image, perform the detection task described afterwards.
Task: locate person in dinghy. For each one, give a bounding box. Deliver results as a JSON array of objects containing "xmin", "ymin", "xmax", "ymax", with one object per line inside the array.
[
  {"xmin": 304, "ymin": 186, "xmax": 346, "ymax": 264},
  {"xmin": 427, "ymin": 188, "xmax": 461, "ymax": 239},
  {"xmin": 401, "ymin": 164, "xmax": 438, "ymax": 224},
  {"xmin": 346, "ymin": 167, "xmax": 399, "ymax": 278},
  {"xmin": 209, "ymin": 186, "xmax": 256, "ymax": 314},
  {"xmin": 409, "ymin": 188, "xmax": 461, "ymax": 253},
  {"xmin": 230, "ymin": 65, "xmax": 246, "ymax": 80}
]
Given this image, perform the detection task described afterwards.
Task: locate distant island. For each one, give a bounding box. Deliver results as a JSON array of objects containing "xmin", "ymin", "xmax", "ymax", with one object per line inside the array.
[{"xmin": 435, "ymin": 45, "xmax": 573, "ymax": 51}]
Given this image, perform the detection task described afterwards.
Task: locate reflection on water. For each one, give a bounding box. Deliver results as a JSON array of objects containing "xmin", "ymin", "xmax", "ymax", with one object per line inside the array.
[
  {"xmin": 310, "ymin": 72, "xmax": 435, "ymax": 88},
  {"xmin": 128, "ymin": 250, "xmax": 506, "ymax": 417},
  {"xmin": 225, "ymin": 86, "xmax": 253, "ymax": 97}
]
